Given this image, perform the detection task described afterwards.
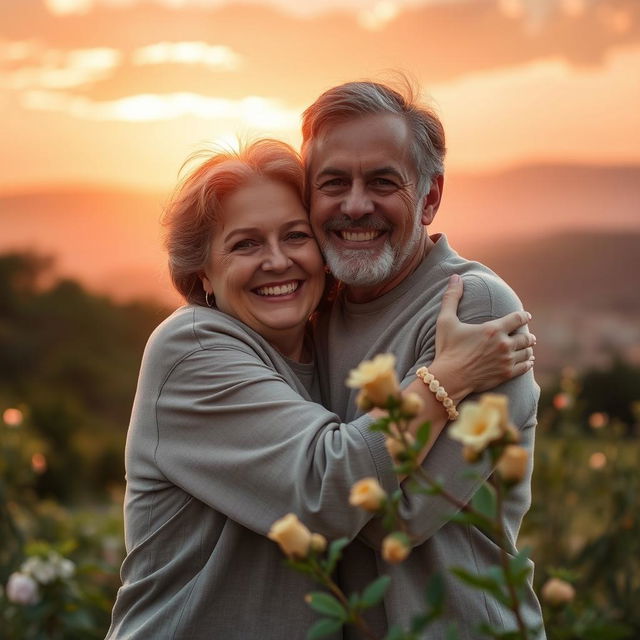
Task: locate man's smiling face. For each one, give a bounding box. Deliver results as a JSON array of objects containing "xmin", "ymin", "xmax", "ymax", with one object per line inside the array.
[{"xmin": 308, "ymin": 113, "xmax": 429, "ymax": 295}]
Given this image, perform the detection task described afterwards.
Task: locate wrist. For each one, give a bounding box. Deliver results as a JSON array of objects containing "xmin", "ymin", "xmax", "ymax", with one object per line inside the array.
[{"xmin": 428, "ymin": 360, "xmax": 471, "ymax": 405}]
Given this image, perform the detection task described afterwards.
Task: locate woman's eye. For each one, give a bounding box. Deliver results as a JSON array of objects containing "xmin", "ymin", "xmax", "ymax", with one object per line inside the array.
[
  {"xmin": 231, "ymin": 239, "xmax": 258, "ymax": 251},
  {"xmin": 286, "ymin": 231, "xmax": 311, "ymax": 241}
]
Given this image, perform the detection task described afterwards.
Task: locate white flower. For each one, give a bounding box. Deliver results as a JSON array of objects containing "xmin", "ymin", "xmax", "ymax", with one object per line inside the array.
[
  {"xmin": 6, "ymin": 573, "xmax": 40, "ymax": 605},
  {"xmin": 21, "ymin": 557, "xmax": 57, "ymax": 584},
  {"xmin": 448, "ymin": 401, "xmax": 503, "ymax": 453}
]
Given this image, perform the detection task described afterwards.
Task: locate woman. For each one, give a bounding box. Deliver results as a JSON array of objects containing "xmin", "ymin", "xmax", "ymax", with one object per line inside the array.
[{"xmin": 106, "ymin": 140, "xmax": 533, "ymax": 639}]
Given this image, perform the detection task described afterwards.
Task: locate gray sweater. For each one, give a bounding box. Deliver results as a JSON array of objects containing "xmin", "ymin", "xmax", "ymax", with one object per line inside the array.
[
  {"xmin": 315, "ymin": 234, "xmax": 545, "ymax": 639},
  {"xmin": 106, "ymin": 306, "xmax": 398, "ymax": 639}
]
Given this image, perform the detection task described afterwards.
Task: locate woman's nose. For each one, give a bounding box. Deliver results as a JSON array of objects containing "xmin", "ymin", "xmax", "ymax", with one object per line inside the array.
[{"xmin": 262, "ymin": 243, "xmax": 293, "ymax": 272}]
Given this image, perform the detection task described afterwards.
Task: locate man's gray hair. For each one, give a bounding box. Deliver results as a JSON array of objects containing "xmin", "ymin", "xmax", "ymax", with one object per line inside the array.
[{"xmin": 301, "ymin": 78, "xmax": 446, "ymax": 197}]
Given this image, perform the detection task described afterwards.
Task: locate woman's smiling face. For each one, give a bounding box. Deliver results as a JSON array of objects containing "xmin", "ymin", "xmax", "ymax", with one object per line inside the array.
[{"xmin": 201, "ymin": 177, "xmax": 325, "ymax": 358}]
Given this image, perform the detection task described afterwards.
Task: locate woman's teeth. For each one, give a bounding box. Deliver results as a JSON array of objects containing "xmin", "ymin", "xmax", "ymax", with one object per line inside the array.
[
  {"xmin": 340, "ymin": 230, "xmax": 381, "ymax": 242},
  {"xmin": 254, "ymin": 281, "xmax": 300, "ymax": 296}
]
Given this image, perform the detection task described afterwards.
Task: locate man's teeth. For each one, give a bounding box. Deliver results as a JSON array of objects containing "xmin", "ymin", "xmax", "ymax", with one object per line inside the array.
[
  {"xmin": 255, "ymin": 281, "xmax": 299, "ymax": 296},
  {"xmin": 340, "ymin": 230, "xmax": 381, "ymax": 242}
]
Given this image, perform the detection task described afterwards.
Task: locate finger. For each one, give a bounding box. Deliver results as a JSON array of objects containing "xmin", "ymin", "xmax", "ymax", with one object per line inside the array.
[
  {"xmin": 437, "ymin": 274, "xmax": 463, "ymax": 322},
  {"xmin": 511, "ymin": 332, "xmax": 536, "ymax": 351},
  {"xmin": 494, "ymin": 310, "xmax": 531, "ymax": 335},
  {"xmin": 513, "ymin": 347, "xmax": 534, "ymax": 364},
  {"xmin": 511, "ymin": 358, "xmax": 534, "ymax": 379}
]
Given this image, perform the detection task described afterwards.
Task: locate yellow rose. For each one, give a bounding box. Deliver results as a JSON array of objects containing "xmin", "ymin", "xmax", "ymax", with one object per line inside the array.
[
  {"xmin": 268, "ymin": 514, "xmax": 312, "ymax": 559},
  {"xmin": 541, "ymin": 578, "xmax": 576, "ymax": 606},
  {"xmin": 479, "ymin": 393, "xmax": 510, "ymax": 429},
  {"xmin": 385, "ymin": 432, "xmax": 415, "ymax": 463},
  {"xmin": 349, "ymin": 477, "xmax": 387, "ymax": 512},
  {"xmin": 310, "ymin": 533, "xmax": 327, "ymax": 553},
  {"xmin": 346, "ymin": 354, "xmax": 400, "ymax": 408},
  {"xmin": 382, "ymin": 533, "xmax": 410, "ymax": 564},
  {"xmin": 400, "ymin": 391, "xmax": 424, "ymax": 417},
  {"xmin": 448, "ymin": 401, "xmax": 503, "ymax": 453},
  {"xmin": 496, "ymin": 445, "xmax": 528, "ymax": 484}
]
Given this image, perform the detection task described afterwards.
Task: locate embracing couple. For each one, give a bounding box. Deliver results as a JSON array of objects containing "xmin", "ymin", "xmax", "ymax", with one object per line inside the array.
[{"xmin": 106, "ymin": 79, "xmax": 544, "ymax": 639}]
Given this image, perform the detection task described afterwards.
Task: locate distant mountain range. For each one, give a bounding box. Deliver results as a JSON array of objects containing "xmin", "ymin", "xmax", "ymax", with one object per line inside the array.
[{"xmin": 1, "ymin": 163, "xmax": 638, "ymax": 314}]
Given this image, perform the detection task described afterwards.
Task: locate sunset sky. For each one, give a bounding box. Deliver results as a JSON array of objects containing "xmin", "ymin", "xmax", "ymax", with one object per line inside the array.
[{"xmin": 1, "ymin": 0, "xmax": 639, "ymax": 192}]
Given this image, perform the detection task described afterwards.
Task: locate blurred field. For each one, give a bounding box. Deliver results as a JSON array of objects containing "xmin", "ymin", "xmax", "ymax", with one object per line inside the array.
[{"xmin": 1, "ymin": 252, "xmax": 638, "ymax": 639}]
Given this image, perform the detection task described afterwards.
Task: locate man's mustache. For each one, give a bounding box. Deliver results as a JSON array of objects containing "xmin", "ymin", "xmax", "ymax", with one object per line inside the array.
[{"xmin": 323, "ymin": 215, "xmax": 390, "ymax": 232}]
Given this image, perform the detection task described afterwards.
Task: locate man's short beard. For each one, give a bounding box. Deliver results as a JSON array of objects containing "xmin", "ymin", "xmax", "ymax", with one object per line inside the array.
[
  {"xmin": 321, "ymin": 242, "xmax": 396, "ymax": 287},
  {"xmin": 320, "ymin": 213, "xmax": 425, "ymax": 288}
]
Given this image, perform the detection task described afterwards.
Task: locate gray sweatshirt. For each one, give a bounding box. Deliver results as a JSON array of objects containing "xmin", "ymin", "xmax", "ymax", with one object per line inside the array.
[
  {"xmin": 314, "ymin": 234, "xmax": 546, "ymax": 640},
  {"xmin": 106, "ymin": 306, "xmax": 398, "ymax": 639}
]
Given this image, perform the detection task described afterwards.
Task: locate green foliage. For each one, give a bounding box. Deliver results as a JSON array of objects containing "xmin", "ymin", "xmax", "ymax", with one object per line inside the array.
[
  {"xmin": 361, "ymin": 575, "xmax": 391, "ymax": 608},
  {"xmin": 0, "ymin": 251, "xmax": 167, "ymax": 502},
  {"xmin": 305, "ymin": 593, "xmax": 347, "ymax": 620}
]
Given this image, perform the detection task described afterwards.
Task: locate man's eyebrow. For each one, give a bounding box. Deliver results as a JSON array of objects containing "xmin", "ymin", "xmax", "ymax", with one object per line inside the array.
[
  {"xmin": 314, "ymin": 166, "xmax": 405, "ymax": 180},
  {"xmin": 314, "ymin": 167, "xmax": 349, "ymax": 180},
  {"xmin": 364, "ymin": 166, "xmax": 405, "ymax": 180}
]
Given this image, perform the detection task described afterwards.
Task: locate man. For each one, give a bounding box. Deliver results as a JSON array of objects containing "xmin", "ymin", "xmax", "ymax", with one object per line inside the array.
[{"xmin": 302, "ymin": 81, "xmax": 545, "ymax": 639}]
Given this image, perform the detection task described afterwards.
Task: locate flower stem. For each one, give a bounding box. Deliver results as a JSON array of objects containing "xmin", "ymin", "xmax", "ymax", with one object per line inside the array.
[{"xmin": 495, "ymin": 479, "xmax": 529, "ymax": 640}]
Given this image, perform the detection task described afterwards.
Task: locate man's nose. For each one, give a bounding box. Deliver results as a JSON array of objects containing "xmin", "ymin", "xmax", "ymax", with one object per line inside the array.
[
  {"xmin": 340, "ymin": 184, "xmax": 374, "ymax": 219},
  {"xmin": 262, "ymin": 243, "xmax": 293, "ymax": 272}
]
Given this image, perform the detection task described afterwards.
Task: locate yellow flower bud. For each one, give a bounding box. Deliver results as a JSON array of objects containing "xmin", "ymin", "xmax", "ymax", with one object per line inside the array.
[
  {"xmin": 496, "ymin": 445, "xmax": 528, "ymax": 484},
  {"xmin": 384, "ymin": 432, "xmax": 415, "ymax": 463},
  {"xmin": 349, "ymin": 477, "xmax": 387, "ymax": 512},
  {"xmin": 382, "ymin": 533, "xmax": 410, "ymax": 564},
  {"xmin": 400, "ymin": 391, "xmax": 424, "ymax": 417},
  {"xmin": 268, "ymin": 514, "xmax": 312, "ymax": 559},
  {"xmin": 309, "ymin": 533, "xmax": 327, "ymax": 553},
  {"xmin": 541, "ymin": 578, "xmax": 575, "ymax": 607}
]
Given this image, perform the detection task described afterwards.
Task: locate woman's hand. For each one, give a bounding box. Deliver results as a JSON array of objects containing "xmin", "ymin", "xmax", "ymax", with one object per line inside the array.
[{"xmin": 429, "ymin": 274, "xmax": 535, "ymax": 403}]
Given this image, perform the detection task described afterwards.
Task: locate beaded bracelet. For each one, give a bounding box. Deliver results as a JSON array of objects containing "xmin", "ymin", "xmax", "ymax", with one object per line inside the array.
[{"xmin": 415, "ymin": 366, "xmax": 459, "ymax": 421}]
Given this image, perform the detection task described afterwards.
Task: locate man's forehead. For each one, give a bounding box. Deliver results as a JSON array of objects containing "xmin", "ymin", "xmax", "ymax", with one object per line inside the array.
[{"xmin": 308, "ymin": 114, "xmax": 414, "ymax": 175}]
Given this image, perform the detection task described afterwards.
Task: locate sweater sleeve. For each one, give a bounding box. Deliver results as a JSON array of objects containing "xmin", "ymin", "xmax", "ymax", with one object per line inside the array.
[
  {"xmin": 355, "ymin": 273, "xmax": 539, "ymax": 548},
  {"xmin": 153, "ymin": 339, "xmax": 399, "ymax": 542}
]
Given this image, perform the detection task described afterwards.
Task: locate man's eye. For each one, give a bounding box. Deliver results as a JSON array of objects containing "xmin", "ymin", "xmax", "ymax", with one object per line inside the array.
[
  {"xmin": 371, "ymin": 178, "xmax": 397, "ymax": 189},
  {"xmin": 319, "ymin": 178, "xmax": 347, "ymax": 190}
]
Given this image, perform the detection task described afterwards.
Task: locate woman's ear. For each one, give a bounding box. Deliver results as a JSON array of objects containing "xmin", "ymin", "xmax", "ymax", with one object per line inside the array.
[{"xmin": 200, "ymin": 271, "xmax": 213, "ymax": 294}]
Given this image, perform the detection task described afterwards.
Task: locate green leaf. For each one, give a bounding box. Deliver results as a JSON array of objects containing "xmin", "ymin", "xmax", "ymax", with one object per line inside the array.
[
  {"xmin": 450, "ymin": 568, "xmax": 509, "ymax": 605},
  {"xmin": 324, "ymin": 538, "xmax": 349, "ymax": 574},
  {"xmin": 305, "ymin": 592, "xmax": 347, "ymax": 620},
  {"xmin": 425, "ymin": 572, "xmax": 445, "ymax": 609},
  {"xmin": 508, "ymin": 549, "xmax": 532, "ymax": 583},
  {"xmin": 384, "ymin": 624, "xmax": 410, "ymax": 640},
  {"xmin": 445, "ymin": 622, "xmax": 460, "ymax": 640},
  {"xmin": 471, "ymin": 483, "xmax": 497, "ymax": 520},
  {"xmin": 450, "ymin": 511, "xmax": 495, "ymax": 535},
  {"xmin": 307, "ymin": 617, "xmax": 344, "ymax": 640},
  {"xmin": 415, "ymin": 421, "xmax": 432, "ymax": 448},
  {"xmin": 361, "ymin": 575, "xmax": 391, "ymax": 608}
]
